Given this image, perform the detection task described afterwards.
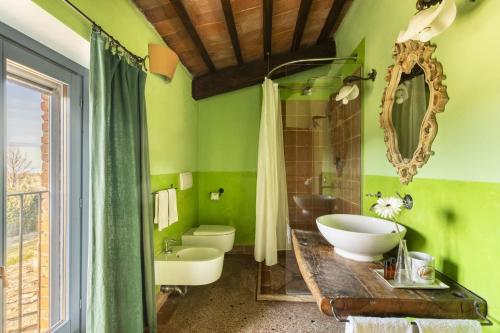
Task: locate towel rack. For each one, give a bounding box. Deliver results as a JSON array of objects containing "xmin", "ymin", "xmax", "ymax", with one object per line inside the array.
[
  {"xmin": 152, "ymin": 184, "xmax": 178, "ymax": 194},
  {"xmin": 330, "ymin": 299, "xmax": 493, "ymax": 326}
]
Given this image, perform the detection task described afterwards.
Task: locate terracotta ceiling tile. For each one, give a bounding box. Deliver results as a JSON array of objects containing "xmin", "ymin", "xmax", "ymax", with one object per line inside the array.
[
  {"xmin": 134, "ymin": 0, "xmax": 351, "ymax": 80},
  {"xmin": 133, "ymin": 0, "xmax": 167, "ymax": 11},
  {"xmin": 143, "ymin": 6, "xmax": 168, "ymax": 23},
  {"xmin": 300, "ymin": 0, "xmax": 335, "ymax": 47},
  {"xmin": 162, "ymin": 2, "xmax": 180, "ymax": 19},
  {"xmin": 183, "ymin": 0, "xmax": 225, "ymax": 26},
  {"xmin": 178, "ymin": 50, "xmax": 209, "ymax": 75},
  {"xmin": 234, "ymin": 6, "xmax": 262, "ymax": 35},
  {"xmin": 272, "ymin": 9, "xmax": 298, "ymax": 35},
  {"xmin": 272, "ymin": 30, "xmax": 294, "ymax": 55},
  {"xmin": 207, "ymin": 45, "xmax": 237, "ymax": 69},
  {"xmin": 230, "ymin": 0, "xmax": 262, "ymax": 13},
  {"xmin": 197, "ymin": 22, "xmax": 231, "ymax": 45},
  {"xmin": 154, "ymin": 18, "xmax": 178, "ymax": 36},
  {"xmin": 232, "ymin": 2, "xmax": 263, "ymax": 62},
  {"xmin": 163, "ymin": 32, "xmax": 197, "ymax": 53},
  {"xmin": 274, "ymin": 0, "xmax": 301, "ymax": 13},
  {"xmin": 239, "ymin": 32, "xmax": 263, "ymax": 62}
]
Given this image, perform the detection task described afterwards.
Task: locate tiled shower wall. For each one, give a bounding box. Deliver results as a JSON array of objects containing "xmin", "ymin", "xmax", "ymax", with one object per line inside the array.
[
  {"xmin": 283, "ymin": 83, "xmax": 361, "ymax": 231},
  {"xmin": 330, "ymin": 83, "xmax": 362, "ymax": 214}
]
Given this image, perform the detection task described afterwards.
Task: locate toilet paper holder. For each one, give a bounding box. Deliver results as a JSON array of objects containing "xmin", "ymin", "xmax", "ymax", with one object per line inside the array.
[{"xmin": 209, "ymin": 188, "xmax": 224, "ymax": 196}]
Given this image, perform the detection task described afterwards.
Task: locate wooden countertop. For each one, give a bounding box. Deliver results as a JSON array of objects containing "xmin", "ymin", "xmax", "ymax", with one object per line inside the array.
[{"xmin": 291, "ymin": 229, "xmax": 488, "ymax": 321}]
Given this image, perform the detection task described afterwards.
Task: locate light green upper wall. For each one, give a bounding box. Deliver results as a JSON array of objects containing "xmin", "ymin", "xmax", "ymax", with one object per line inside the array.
[
  {"xmin": 335, "ymin": 0, "xmax": 500, "ymax": 183},
  {"xmin": 33, "ymin": 0, "xmax": 198, "ymax": 175},
  {"xmin": 197, "ymin": 66, "xmax": 340, "ymax": 172},
  {"xmin": 198, "ymin": 86, "xmax": 261, "ymax": 172}
]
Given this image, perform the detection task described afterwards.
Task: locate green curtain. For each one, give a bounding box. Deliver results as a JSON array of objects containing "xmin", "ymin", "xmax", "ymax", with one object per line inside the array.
[{"xmin": 87, "ymin": 28, "xmax": 157, "ymax": 333}]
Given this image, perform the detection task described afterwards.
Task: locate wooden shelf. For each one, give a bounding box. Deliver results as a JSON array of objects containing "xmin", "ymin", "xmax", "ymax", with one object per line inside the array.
[{"xmin": 292, "ymin": 229, "xmax": 488, "ymax": 321}]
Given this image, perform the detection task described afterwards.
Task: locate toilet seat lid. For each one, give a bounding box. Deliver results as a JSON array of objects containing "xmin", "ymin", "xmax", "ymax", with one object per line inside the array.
[{"xmin": 194, "ymin": 225, "xmax": 235, "ymax": 236}]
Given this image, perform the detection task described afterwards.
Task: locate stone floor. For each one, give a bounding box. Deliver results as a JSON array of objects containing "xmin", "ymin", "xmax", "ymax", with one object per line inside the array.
[
  {"xmin": 259, "ymin": 250, "xmax": 312, "ymax": 300},
  {"xmin": 158, "ymin": 254, "xmax": 345, "ymax": 333}
]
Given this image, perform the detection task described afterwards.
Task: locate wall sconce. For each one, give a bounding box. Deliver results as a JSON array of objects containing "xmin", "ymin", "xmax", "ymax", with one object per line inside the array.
[
  {"xmin": 398, "ymin": 0, "xmax": 457, "ymax": 43},
  {"xmin": 148, "ymin": 44, "xmax": 179, "ymax": 80}
]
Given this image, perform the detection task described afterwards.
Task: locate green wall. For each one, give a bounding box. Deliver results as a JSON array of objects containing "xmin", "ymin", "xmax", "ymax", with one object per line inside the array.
[
  {"xmin": 197, "ymin": 68, "xmax": 337, "ymax": 245},
  {"xmin": 30, "ymin": 1, "xmax": 500, "ymax": 325},
  {"xmin": 197, "ymin": 86, "xmax": 260, "ymax": 244},
  {"xmin": 151, "ymin": 174, "xmax": 198, "ymax": 255},
  {"xmin": 198, "ymin": 172, "xmax": 256, "ymax": 245},
  {"xmin": 334, "ymin": 0, "xmax": 500, "ymax": 328},
  {"xmin": 32, "ymin": 0, "xmax": 200, "ymax": 254}
]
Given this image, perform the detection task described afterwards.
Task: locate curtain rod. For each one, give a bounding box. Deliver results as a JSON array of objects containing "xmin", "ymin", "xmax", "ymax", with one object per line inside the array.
[
  {"xmin": 62, "ymin": 0, "xmax": 145, "ymax": 63},
  {"xmin": 267, "ymin": 57, "xmax": 358, "ymax": 78}
]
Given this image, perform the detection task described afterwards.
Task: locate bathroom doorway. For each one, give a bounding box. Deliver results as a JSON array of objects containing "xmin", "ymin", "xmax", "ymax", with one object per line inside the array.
[{"xmin": 258, "ymin": 66, "xmax": 362, "ymax": 299}]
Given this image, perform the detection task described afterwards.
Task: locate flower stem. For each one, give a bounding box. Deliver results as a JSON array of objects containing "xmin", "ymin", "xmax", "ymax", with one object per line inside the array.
[{"xmin": 392, "ymin": 218, "xmax": 402, "ymax": 241}]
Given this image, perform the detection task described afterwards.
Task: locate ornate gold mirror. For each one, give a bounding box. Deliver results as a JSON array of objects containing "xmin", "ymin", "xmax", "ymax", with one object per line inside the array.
[{"xmin": 380, "ymin": 41, "xmax": 449, "ymax": 184}]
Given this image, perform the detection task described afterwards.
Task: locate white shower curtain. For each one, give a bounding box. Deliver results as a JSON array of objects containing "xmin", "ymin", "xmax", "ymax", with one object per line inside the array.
[{"xmin": 254, "ymin": 78, "xmax": 289, "ymax": 266}]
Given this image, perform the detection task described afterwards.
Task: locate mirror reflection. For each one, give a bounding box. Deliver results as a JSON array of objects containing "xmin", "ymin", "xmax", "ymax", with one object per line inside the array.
[{"xmin": 391, "ymin": 64, "xmax": 430, "ymax": 159}]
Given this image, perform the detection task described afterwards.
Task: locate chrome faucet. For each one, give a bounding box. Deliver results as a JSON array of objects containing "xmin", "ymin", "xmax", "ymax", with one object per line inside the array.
[
  {"xmin": 164, "ymin": 238, "xmax": 177, "ymax": 255},
  {"xmin": 366, "ymin": 191, "xmax": 413, "ymax": 210},
  {"xmin": 365, "ymin": 191, "xmax": 382, "ymax": 198}
]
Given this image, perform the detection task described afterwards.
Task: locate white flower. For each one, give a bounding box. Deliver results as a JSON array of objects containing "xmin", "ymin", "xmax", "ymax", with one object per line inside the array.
[{"xmin": 372, "ymin": 196, "xmax": 403, "ymax": 219}]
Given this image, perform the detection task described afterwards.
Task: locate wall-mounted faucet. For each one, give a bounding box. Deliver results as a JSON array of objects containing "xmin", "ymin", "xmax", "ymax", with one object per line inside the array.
[
  {"xmin": 164, "ymin": 238, "xmax": 177, "ymax": 255},
  {"xmin": 366, "ymin": 191, "xmax": 413, "ymax": 210},
  {"xmin": 365, "ymin": 191, "xmax": 382, "ymax": 198}
]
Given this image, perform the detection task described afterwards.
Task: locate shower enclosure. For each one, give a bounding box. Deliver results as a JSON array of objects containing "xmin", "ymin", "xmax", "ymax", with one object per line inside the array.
[{"xmin": 258, "ymin": 67, "xmax": 362, "ymax": 299}]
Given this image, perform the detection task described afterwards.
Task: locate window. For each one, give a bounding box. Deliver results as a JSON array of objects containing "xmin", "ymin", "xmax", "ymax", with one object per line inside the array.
[{"xmin": 0, "ymin": 23, "xmax": 87, "ymax": 333}]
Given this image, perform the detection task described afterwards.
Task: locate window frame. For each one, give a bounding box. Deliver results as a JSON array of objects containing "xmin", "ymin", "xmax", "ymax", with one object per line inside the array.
[{"xmin": 0, "ymin": 21, "xmax": 89, "ymax": 333}]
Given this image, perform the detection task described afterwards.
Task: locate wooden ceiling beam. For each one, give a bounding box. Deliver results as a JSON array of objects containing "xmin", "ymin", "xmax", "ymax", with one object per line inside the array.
[
  {"xmin": 221, "ymin": 0, "xmax": 243, "ymax": 66},
  {"xmin": 263, "ymin": 0, "xmax": 273, "ymax": 58},
  {"xmin": 291, "ymin": 0, "xmax": 313, "ymax": 52},
  {"xmin": 192, "ymin": 41, "xmax": 336, "ymax": 100},
  {"xmin": 170, "ymin": 0, "xmax": 216, "ymax": 72},
  {"xmin": 317, "ymin": 0, "xmax": 349, "ymax": 45}
]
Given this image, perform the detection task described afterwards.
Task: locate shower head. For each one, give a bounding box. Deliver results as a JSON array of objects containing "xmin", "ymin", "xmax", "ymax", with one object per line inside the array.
[
  {"xmin": 335, "ymin": 84, "xmax": 360, "ymax": 105},
  {"xmin": 311, "ymin": 115, "xmax": 328, "ymax": 128},
  {"xmin": 335, "ymin": 69, "xmax": 377, "ymax": 105},
  {"xmin": 302, "ymin": 85, "xmax": 313, "ymax": 96}
]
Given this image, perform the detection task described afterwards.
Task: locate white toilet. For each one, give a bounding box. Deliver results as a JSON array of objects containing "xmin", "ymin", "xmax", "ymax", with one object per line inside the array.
[{"xmin": 182, "ymin": 225, "xmax": 235, "ymax": 252}]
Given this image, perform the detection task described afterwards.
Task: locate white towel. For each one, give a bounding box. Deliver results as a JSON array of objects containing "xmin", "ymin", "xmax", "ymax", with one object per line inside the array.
[
  {"xmin": 414, "ymin": 319, "xmax": 481, "ymax": 333},
  {"xmin": 156, "ymin": 190, "xmax": 170, "ymax": 231},
  {"xmin": 154, "ymin": 193, "xmax": 159, "ymax": 224},
  {"xmin": 167, "ymin": 188, "xmax": 178, "ymax": 226},
  {"xmin": 346, "ymin": 316, "xmax": 412, "ymax": 333}
]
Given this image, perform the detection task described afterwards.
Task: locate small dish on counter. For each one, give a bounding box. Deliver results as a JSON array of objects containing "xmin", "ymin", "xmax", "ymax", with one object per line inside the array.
[{"xmin": 373, "ymin": 269, "xmax": 449, "ymax": 290}]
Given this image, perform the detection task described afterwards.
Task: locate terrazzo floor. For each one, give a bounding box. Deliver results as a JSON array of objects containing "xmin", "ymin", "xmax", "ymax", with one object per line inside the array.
[{"xmin": 158, "ymin": 254, "xmax": 345, "ymax": 333}]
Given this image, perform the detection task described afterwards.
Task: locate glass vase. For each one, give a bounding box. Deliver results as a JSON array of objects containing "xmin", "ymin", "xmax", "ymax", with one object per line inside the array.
[{"xmin": 394, "ymin": 239, "xmax": 411, "ymax": 285}]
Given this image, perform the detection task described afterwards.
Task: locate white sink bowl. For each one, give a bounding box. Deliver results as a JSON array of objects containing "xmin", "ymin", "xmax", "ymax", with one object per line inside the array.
[
  {"xmin": 316, "ymin": 214, "xmax": 406, "ymax": 262},
  {"xmin": 155, "ymin": 246, "xmax": 224, "ymax": 286}
]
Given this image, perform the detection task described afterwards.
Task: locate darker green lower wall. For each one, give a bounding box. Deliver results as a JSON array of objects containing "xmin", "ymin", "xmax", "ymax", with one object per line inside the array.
[
  {"xmin": 151, "ymin": 173, "xmax": 199, "ymax": 255},
  {"xmin": 151, "ymin": 171, "xmax": 256, "ymax": 253},
  {"xmin": 198, "ymin": 172, "xmax": 257, "ymax": 245},
  {"xmin": 363, "ymin": 175, "xmax": 500, "ymax": 325}
]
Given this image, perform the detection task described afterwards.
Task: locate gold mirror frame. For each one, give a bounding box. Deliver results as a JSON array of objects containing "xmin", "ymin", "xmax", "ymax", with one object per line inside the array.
[{"xmin": 380, "ymin": 40, "xmax": 449, "ymax": 184}]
